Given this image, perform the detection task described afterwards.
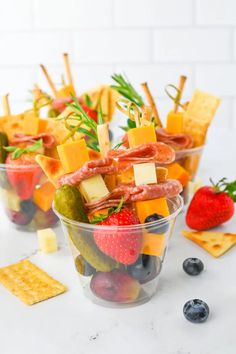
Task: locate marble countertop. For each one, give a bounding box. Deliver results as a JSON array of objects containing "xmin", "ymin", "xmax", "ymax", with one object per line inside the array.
[{"xmin": 0, "ymin": 137, "xmax": 235, "ymax": 354}]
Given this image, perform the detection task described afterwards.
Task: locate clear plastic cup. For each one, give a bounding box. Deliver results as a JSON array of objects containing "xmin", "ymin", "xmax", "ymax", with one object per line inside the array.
[
  {"xmin": 0, "ymin": 163, "xmax": 58, "ymax": 231},
  {"xmin": 175, "ymin": 145, "xmax": 204, "ymax": 204},
  {"xmin": 54, "ymin": 195, "xmax": 183, "ymax": 307}
]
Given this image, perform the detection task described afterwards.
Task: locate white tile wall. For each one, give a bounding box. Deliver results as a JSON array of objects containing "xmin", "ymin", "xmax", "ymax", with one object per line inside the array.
[{"xmin": 0, "ymin": 0, "xmax": 235, "ymax": 137}]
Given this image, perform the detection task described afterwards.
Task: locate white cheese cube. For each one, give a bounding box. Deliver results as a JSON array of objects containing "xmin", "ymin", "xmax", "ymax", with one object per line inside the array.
[
  {"xmin": 133, "ymin": 163, "xmax": 157, "ymax": 186},
  {"xmin": 37, "ymin": 228, "xmax": 58, "ymax": 253},
  {"xmin": 79, "ymin": 174, "xmax": 109, "ymax": 202},
  {"xmin": 97, "ymin": 123, "xmax": 110, "ymax": 157}
]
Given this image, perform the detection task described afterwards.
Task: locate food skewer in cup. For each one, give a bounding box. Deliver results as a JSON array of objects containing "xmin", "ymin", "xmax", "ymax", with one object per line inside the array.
[
  {"xmin": 63, "ymin": 52, "xmax": 74, "ymax": 88},
  {"xmin": 2, "ymin": 93, "xmax": 11, "ymax": 116},
  {"xmin": 40, "ymin": 64, "xmax": 58, "ymax": 97},
  {"xmin": 173, "ymin": 75, "xmax": 187, "ymax": 113},
  {"xmin": 141, "ymin": 82, "xmax": 162, "ymax": 128}
]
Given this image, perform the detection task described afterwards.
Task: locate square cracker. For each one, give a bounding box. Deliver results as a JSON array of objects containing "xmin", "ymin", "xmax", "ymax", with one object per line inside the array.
[
  {"xmin": 0, "ymin": 259, "xmax": 67, "ymax": 305},
  {"xmin": 182, "ymin": 230, "xmax": 236, "ymax": 258},
  {"xmin": 183, "ymin": 90, "xmax": 220, "ymax": 146}
]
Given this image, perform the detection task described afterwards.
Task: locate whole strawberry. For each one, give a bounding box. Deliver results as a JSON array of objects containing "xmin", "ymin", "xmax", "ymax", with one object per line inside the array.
[
  {"xmin": 186, "ymin": 178, "xmax": 236, "ymax": 231},
  {"xmin": 93, "ymin": 204, "xmax": 142, "ymax": 265}
]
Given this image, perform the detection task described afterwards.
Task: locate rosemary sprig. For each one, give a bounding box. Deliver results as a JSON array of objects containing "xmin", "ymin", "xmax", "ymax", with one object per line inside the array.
[
  {"xmin": 111, "ymin": 73, "xmax": 144, "ymax": 107},
  {"xmin": 84, "ymin": 94, "xmax": 93, "ymax": 108},
  {"xmin": 4, "ymin": 139, "xmax": 43, "ymax": 160}
]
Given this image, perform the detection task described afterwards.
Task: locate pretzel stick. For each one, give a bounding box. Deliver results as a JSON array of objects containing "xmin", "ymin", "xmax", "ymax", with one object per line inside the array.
[
  {"xmin": 174, "ymin": 75, "xmax": 187, "ymax": 113},
  {"xmin": 2, "ymin": 94, "xmax": 11, "ymax": 115},
  {"xmin": 141, "ymin": 82, "xmax": 162, "ymax": 127},
  {"xmin": 40, "ymin": 64, "xmax": 58, "ymax": 97},
  {"xmin": 63, "ymin": 53, "xmax": 74, "ymax": 87}
]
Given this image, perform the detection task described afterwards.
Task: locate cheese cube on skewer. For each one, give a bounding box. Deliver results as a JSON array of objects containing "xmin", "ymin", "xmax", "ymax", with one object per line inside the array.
[
  {"xmin": 23, "ymin": 112, "xmax": 40, "ymax": 135},
  {"xmin": 79, "ymin": 175, "xmax": 109, "ymax": 203},
  {"xmin": 37, "ymin": 228, "xmax": 58, "ymax": 253},
  {"xmin": 57, "ymin": 139, "xmax": 89, "ymax": 173},
  {"xmin": 127, "ymin": 125, "xmax": 156, "ymax": 147},
  {"xmin": 166, "ymin": 111, "xmax": 183, "ymax": 134},
  {"xmin": 135, "ymin": 198, "xmax": 170, "ymax": 223},
  {"xmin": 133, "ymin": 163, "xmax": 157, "ymax": 186}
]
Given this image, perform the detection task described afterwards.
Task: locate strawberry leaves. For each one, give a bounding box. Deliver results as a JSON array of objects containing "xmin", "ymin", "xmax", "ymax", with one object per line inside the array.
[
  {"xmin": 4, "ymin": 139, "xmax": 43, "ymax": 160},
  {"xmin": 210, "ymin": 177, "xmax": 236, "ymax": 202},
  {"xmin": 90, "ymin": 198, "xmax": 125, "ymax": 224}
]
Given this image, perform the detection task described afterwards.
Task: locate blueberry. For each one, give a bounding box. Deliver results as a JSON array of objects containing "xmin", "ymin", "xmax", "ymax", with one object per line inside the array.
[
  {"xmin": 75, "ymin": 255, "xmax": 96, "ymax": 276},
  {"xmin": 127, "ymin": 255, "xmax": 161, "ymax": 284},
  {"xmin": 183, "ymin": 258, "xmax": 204, "ymax": 276},
  {"xmin": 183, "ymin": 299, "xmax": 209, "ymax": 323},
  {"xmin": 20, "ymin": 200, "xmax": 37, "ymax": 219},
  {"xmin": 7, "ymin": 209, "xmax": 32, "ymax": 226},
  {"xmin": 144, "ymin": 213, "xmax": 169, "ymax": 234}
]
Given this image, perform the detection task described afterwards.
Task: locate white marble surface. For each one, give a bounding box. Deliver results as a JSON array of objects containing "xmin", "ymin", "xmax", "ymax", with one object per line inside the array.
[{"xmin": 0, "ymin": 136, "xmax": 236, "ymax": 354}]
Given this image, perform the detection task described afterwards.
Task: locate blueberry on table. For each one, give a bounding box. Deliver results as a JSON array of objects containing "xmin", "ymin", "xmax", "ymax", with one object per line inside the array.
[
  {"xmin": 20, "ymin": 200, "xmax": 37, "ymax": 219},
  {"xmin": 127, "ymin": 255, "xmax": 162, "ymax": 284},
  {"xmin": 144, "ymin": 213, "xmax": 169, "ymax": 234},
  {"xmin": 183, "ymin": 299, "xmax": 209, "ymax": 323},
  {"xmin": 183, "ymin": 258, "xmax": 204, "ymax": 276}
]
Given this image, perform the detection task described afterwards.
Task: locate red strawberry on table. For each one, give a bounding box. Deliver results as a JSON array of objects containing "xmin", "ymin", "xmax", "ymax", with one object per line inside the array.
[
  {"xmin": 93, "ymin": 207, "xmax": 142, "ymax": 265},
  {"xmin": 186, "ymin": 178, "xmax": 236, "ymax": 231},
  {"xmin": 6, "ymin": 153, "xmax": 42, "ymax": 200}
]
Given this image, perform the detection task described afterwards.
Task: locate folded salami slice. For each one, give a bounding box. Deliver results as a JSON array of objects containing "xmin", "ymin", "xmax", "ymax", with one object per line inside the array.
[
  {"xmin": 58, "ymin": 158, "xmax": 116, "ymax": 187},
  {"xmin": 12, "ymin": 133, "xmax": 55, "ymax": 149},
  {"xmin": 122, "ymin": 129, "xmax": 193, "ymax": 150},
  {"xmin": 86, "ymin": 180, "xmax": 182, "ymax": 213},
  {"xmin": 155, "ymin": 128, "xmax": 193, "ymax": 150},
  {"xmin": 108, "ymin": 142, "xmax": 175, "ymax": 171}
]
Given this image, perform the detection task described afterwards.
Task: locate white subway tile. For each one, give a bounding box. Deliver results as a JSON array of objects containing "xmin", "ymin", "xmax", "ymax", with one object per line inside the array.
[
  {"xmin": 153, "ymin": 29, "xmax": 231, "ymax": 62},
  {"xmin": 33, "ymin": 0, "xmax": 112, "ymax": 29},
  {"xmin": 114, "ymin": 0, "xmax": 193, "ymax": 27},
  {"xmin": 196, "ymin": 0, "xmax": 236, "ymax": 25},
  {"xmin": 195, "ymin": 64, "xmax": 236, "ymax": 96},
  {"xmin": 74, "ymin": 30, "xmax": 150, "ymax": 63},
  {"xmin": 0, "ymin": 0, "xmax": 32, "ymax": 30},
  {"xmin": 113, "ymin": 64, "xmax": 194, "ymax": 97},
  {"xmin": 0, "ymin": 32, "xmax": 73, "ymax": 66}
]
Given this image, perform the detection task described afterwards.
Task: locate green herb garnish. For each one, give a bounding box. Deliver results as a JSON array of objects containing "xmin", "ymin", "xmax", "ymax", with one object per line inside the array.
[
  {"xmin": 4, "ymin": 139, "xmax": 43, "ymax": 160},
  {"xmin": 84, "ymin": 94, "xmax": 93, "ymax": 108},
  {"xmin": 111, "ymin": 73, "xmax": 144, "ymax": 107}
]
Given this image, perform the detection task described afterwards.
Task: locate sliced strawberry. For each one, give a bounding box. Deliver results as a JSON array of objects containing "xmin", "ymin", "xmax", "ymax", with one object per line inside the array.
[
  {"xmin": 93, "ymin": 208, "xmax": 142, "ymax": 265},
  {"xmin": 6, "ymin": 154, "xmax": 42, "ymax": 200}
]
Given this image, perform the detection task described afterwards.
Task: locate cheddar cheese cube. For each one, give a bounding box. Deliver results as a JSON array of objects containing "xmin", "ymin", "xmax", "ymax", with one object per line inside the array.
[
  {"xmin": 166, "ymin": 111, "xmax": 183, "ymax": 134},
  {"xmin": 33, "ymin": 182, "xmax": 55, "ymax": 212},
  {"xmin": 141, "ymin": 233, "xmax": 165, "ymax": 256},
  {"xmin": 167, "ymin": 163, "xmax": 190, "ymax": 187},
  {"xmin": 133, "ymin": 163, "xmax": 157, "ymax": 186},
  {"xmin": 57, "ymin": 85, "xmax": 76, "ymax": 97},
  {"xmin": 38, "ymin": 119, "xmax": 48, "ymax": 134},
  {"xmin": 156, "ymin": 167, "xmax": 168, "ymax": 182},
  {"xmin": 79, "ymin": 175, "xmax": 109, "ymax": 202},
  {"xmin": 127, "ymin": 125, "xmax": 156, "ymax": 147},
  {"xmin": 117, "ymin": 168, "xmax": 134, "ymax": 184},
  {"xmin": 57, "ymin": 139, "xmax": 89, "ymax": 173},
  {"xmin": 23, "ymin": 112, "xmax": 40, "ymax": 135},
  {"xmin": 37, "ymin": 228, "xmax": 58, "ymax": 253},
  {"xmin": 104, "ymin": 174, "xmax": 117, "ymax": 192},
  {"xmin": 135, "ymin": 197, "xmax": 169, "ymax": 224}
]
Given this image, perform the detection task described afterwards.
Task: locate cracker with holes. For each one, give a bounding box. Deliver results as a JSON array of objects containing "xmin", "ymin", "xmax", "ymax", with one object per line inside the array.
[
  {"xmin": 182, "ymin": 230, "xmax": 236, "ymax": 258},
  {"xmin": 0, "ymin": 259, "xmax": 67, "ymax": 305},
  {"xmin": 183, "ymin": 90, "xmax": 220, "ymax": 146}
]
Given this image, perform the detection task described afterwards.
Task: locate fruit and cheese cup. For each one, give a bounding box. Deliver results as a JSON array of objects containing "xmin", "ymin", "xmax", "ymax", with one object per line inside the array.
[{"xmin": 54, "ymin": 195, "xmax": 182, "ymax": 307}]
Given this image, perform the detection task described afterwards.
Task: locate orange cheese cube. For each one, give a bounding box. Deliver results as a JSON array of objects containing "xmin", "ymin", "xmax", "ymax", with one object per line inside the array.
[
  {"xmin": 33, "ymin": 181, "xmax": 56, "ymax": 212},
  {"xmin": 88, "ymin": 208, "xmax": 109, "ymax": 222},
  {"xmin": 166, "ymin": 111, "xmax": 183, "ymax": 134},
  {"xmin": 57, "ymin": 85, "xmax": 76, "ymax": 97},
  {"xmin": 23, "ymin": 112, "xmax": 40, "ymax": 135},
  {"xmin": 104, "ymin": 174, "xmax": 117, "ymax": 191},
  {"xmin": 141, "ymin": 233, "xmax": 165, "ymax": 256},
  {"xmin": 117, "ymin": 168, "xmax": 134, "ymax": 184},
  {"xmin": 127, "ymin": 125, "xmax": 156, "ymax": 147},
  {"xmin": 135, "ymin": 198, "xmax": 170, "ymax": 224},
  {"xmin": 38, "ymin": 119, "xmax": 48, "ymax": 133},
  {"xmin": 167, "ymin": 163, "xmax": 190, "ymax": 187},
  {"xmin": 57, "ymin": 139, "xmax": 89, "ymax": 173}
]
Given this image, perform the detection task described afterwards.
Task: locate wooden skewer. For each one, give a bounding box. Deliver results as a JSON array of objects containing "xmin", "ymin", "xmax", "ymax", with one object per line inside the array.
[
  {"xmin": 40, "ymin": 64, "xmax": 58, "ymax": 97},
  {"xmin": 174, "ymin": 75, "xmax": 187, "ymax": 113},
  {"xmin": 63, "ymin": 53, "xmax": 74, "ymax": 87},
  {"xmin": 141, "ymin": 105, "xmax": 152, "ymax": 121},
  {"xmin": 2, "ymin": 94, "xmax": 11, "ymax": 116},
  {"xmin": 141, "ymin": 82, "xmax": 162, "ymax": 127}
]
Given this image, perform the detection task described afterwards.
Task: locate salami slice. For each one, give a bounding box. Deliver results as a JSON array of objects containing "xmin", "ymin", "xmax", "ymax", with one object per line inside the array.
[
  {"xmin": 85, "ymin": 180, "xmax": 182, "ymax": 213},
  {"xmin": 58, "ymin": 158, "xmax": 116, "ymax": 187},
  {"xmin": 108, "ymin": 142, "xmax": 175, "ymax": 171},
  {"xmin": 12, "ymin": 133, "xmax": 55, "ymax": 148}
]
